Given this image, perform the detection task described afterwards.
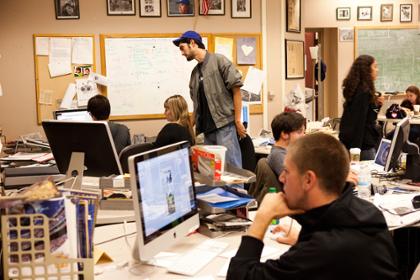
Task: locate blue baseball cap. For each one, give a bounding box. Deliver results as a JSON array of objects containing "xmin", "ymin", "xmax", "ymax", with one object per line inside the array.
[
  {"xmin": 173, "ymin": 31, "xmax": 205, "ymax": 49},
  {"xmin": 176, "ymin": 0, "xmax": 190, "ymax": 4}
]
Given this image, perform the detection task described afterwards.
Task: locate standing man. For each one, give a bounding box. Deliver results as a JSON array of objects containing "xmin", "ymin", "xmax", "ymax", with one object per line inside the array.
[
  {"xmin": 173, "ymin": 31, "xmax": 246, "ymax": 172},
  {"xmin": 227, "ymin": 133, "xmax": 399, "ymax": 280}
]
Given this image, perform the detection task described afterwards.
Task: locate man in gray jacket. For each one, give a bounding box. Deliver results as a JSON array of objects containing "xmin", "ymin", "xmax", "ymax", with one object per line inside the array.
[{"xmin": 173, "ymin": 31, "xmax": 246, "ymax": 173}]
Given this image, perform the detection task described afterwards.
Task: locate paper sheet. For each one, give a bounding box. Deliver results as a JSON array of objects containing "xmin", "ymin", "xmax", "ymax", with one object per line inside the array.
[
  {"xmin": 72, "ymin": 37, "xmax": 93, "ymax": 64},
  {"xmin": 35, "ymin": 37, "xmax": 49, "ymax": 56},
  {"xmin": 214, "ymin": 37, "xmax": 234, "ymax": 62},
  {"xmin": 60, "ymin": 83, "xmax": 77, "ymax": 109},
  {"xmin": 49, "ymin": 38, "xmax": 71, "ymax": 76},
  {"xmin": 76, "ymin": 79, "xmax": 98, "ymax": 107},
  {"xmin": 39, "ymin": 89, "xmax": 53, "ymax": 105},
  {"xmin": 88, "ymin": 72, "xmax": 108, "ymax": 86},
  {"xmin": 242, "ymin": 66, "xmax": 264, "ymax": 96}
]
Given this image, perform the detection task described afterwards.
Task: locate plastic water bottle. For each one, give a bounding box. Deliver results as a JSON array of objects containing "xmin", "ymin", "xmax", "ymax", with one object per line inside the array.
[
  {"xmin": 268, "ymin": 187, "xmax": 279, "ymax": 225},
  {"xmin": 357, "ymin": 163, "xmax": 371, "ymax": 200}
]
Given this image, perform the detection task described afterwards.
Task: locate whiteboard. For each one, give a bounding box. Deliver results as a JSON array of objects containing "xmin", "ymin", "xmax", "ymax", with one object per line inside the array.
[
  {"xmin": 103, "ymin": 37, "xmax": 207, "ymax": 118},
  {"xmin": 356, "ymin": 27, "xmax": 420, "ymax": 92}
]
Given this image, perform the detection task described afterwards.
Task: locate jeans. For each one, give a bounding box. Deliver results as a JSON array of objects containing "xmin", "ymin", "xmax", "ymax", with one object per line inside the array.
[
  {"xmin": 204, "ymin": 123, "xmax": 243, "ymax": 188},
  {"xmin": 361, "ymin": 148, "xmax": 376, "ymax": 161}
]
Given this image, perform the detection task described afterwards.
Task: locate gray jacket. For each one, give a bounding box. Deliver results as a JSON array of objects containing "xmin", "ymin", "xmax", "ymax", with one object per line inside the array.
[{"xmin": 189, "ymin": 52, "xmax": 243, "ymax": 129}]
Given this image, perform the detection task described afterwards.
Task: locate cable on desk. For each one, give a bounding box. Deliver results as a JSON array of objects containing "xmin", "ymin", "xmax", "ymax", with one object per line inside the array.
[{"xmin": 94, "ymin": 231, "xmax": 136, "ymax": 246}]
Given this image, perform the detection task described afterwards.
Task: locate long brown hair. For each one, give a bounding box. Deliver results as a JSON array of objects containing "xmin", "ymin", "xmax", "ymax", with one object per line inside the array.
[
  {"xmin": 164, "ymin": 95, "xmax": 195, "ymax": 145},
  {"xmin": 342, "ymin": 55, "xmax": 376, "ymax": 104},
  {"xmin": 406, "ymin": 85, "xmax": 420, "ymax": 105}
]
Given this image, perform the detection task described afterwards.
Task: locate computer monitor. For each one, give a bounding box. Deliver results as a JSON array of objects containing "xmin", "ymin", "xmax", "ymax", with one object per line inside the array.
[
  {"xmin": 129, "ymin": 141, "xmax": 199, "ymax": 262},
  {"xmin": 42, "ymin": 120, "xmax": 122, "ymax": 188},
  {"xmin": 385, "ymin": 118, "xmax": 410, "ymax": 172},
  {"xmin": 53, "ymin": 108, "xmax": 92, "ymax": 121}
]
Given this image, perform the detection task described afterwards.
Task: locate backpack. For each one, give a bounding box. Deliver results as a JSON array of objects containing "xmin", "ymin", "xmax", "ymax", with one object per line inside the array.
[{"xmin": 385, "ymin": 103, "xmax": 407, "ymax": 119}]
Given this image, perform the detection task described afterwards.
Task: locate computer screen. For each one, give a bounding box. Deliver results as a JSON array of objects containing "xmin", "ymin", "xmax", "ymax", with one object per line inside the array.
[
  {"xmin": 385, "ymin": 118, "xmax": 410, "ymax": 172},
  {"xmin": 129, "ymin": 141, "xmax": 199, "ymax": 261},
  {"xmin": 53, "ymin": 108, "xmax": 92, "ymax": 121},
  {"xmin": 42, "ymin": 120, "xmax": 122, "ymax": 178},
  {"xmin": 374, "ymin": 138, "xmax": 391, "ymax": 168}
]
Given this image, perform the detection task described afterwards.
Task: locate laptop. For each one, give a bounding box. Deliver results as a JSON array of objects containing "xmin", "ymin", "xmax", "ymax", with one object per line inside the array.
[{"xmin": 370, "ymin": 138, "xmax": 392, "ymax": 172}]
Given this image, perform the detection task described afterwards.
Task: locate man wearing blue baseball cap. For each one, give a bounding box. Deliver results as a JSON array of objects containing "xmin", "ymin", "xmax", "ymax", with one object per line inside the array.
[
  {"xmin": 176, "ymin": 0, "xmax": 191, "ymax": 14},
  {"xmin": 173, "ymin": 31, "xmax": 247, "ymax": 180}
]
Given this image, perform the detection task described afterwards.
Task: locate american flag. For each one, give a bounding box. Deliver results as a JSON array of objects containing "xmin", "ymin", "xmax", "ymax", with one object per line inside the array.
[{"xmin": 202, "ymin": 0, "xmax": 209, "ymax": 15}]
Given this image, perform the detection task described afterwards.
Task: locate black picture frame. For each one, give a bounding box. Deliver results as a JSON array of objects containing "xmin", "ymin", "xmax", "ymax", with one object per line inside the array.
[
  {"xmin": 167, "ymin": 0, "xmax": 195, "ymax": 17},
  {"xmin": 106, "ymin": 0, "xmax": 136, "ymax": 16},
  {"xmin": 139, "ymin": 0, "xmax": 161, "ymax": 17},
  {"xmin": 286, "ymin": 0, "xmax": 301, "ymax": 33},
  {"xmin": 400, "ymin": 4, "xmax": 412, "ymax": 23},
  {"xmin": 285, "ymin": 39, "xmax": 304, "ymax": 79},
  {"xmin": 357, "ymin": 6, "xmax": 372, "ymax": 21},
  {"xmin": 336, "ymin": 7, "xmax": 351, "ymax": 21},
  {"xmin": 231, "ymin": 0, "xmax": 251, "ymax": 18},
  {"xmin": 55, "ymin": 0, "xmax": 80, "ymax": 20}
]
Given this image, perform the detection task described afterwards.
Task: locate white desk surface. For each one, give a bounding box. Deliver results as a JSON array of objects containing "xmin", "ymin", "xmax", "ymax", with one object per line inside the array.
[{"xmin": 94, "ymin": 219, "xmax": 293, "ymax": 279}]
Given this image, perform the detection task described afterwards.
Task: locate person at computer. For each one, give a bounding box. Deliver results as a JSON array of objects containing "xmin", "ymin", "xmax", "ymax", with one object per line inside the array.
[
  {"xmin": 87, "ymin": 95, "xmax": 131, "ymax": 154},
  {"xmin": 173, "ymin": 31, "xmax": 246, "ymax": 178},
  {"xmin": 154, "ymin": 95, "xmax": 195, "ymax": 148},
  {"xmin": 227, "ymin": 133, "xmax": 399, "ymax": 280},
  {"xmin": 339, "ymin": 55, "xmax": 384, "ymax": 160},
  {"xmin": 400, "ymin": 85, "xmax": 420, "ymax": 112}
]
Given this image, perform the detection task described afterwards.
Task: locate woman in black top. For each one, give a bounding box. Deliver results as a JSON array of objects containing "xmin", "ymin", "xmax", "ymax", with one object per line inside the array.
[
  {"xmin": 154, "ymin": 95, "xmax": 195, "ymax": 148},
  {"xmin": 339, "ymin": 55, "xmax": 384, "ymax": 160}
]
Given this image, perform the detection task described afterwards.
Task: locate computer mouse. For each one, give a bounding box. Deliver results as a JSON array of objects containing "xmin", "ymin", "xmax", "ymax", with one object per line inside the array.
[{"xmin": 412, "ymin": 195, "xmax": 420, "ymax": 209}]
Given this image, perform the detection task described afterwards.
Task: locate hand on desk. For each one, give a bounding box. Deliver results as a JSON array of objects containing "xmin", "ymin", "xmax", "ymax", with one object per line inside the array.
[{"xmin": 270, "ymin": 224, "xmax": 299, "ymax": 246}]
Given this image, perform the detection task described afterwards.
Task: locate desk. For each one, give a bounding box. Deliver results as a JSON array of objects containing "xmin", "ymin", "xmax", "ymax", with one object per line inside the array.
[{"xmin": 94, "ymin": 219, "xmax": 292, "ymax": 279}]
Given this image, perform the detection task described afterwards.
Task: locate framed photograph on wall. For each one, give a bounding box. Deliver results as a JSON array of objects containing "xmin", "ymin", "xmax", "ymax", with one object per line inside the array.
[
  {"xmin": 286, "ymin": 0, "xmax": 301, "ymax": 33},
  {"xmin": 200, "ymin": 0, "xmax": 224, "ymax": 15},
  {"xmin": 357, "ymin": 6, "xmax": 372, "ymax": 21},
  {"xmin": 167, "ymin": 0, "xmax": 194, "ymax": 16},
  {"xmin": 107, "ymin": 0, "xmax": 136, "ymax": 15},
  {"xmin": 380, "ymin": 4, "xmax": 393, "ymax": 22},
  {"xmin": 55, "ymin": 0, "xmax": 80, "ymax": 19},
  {"xmin": 338, "ymin": 27, "xmax": 354, "ymax": 42},
  {"xmin": 336, "ymin": 7, "xmax": 350, "ymax": 21},
  {"xmin": 400, "ymin": 4, "xmax": 412, "ymax": 22},
  {"xmin": 231, "ymin": 0, "xmax": 251, "ymax": 18},
  {"xmin": 285, "ymin": 39, "xmax": 304, "ymax": 79},
  {"xmin": 140, "ymin": 0, "xmax": 161, "ymax": 17}
]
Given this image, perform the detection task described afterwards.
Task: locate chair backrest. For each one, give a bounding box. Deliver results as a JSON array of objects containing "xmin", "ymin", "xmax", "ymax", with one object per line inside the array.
[
  {"xmin": 249, "ymin": 158, "xmax": 282, "ymax": 205},
  {"xmin": 119, "ymin": 142, "xmax": 154, "ymax": 173},
  {"xmin": 239, "ymin": 134, "xmax": 257, "ymax": 172}
]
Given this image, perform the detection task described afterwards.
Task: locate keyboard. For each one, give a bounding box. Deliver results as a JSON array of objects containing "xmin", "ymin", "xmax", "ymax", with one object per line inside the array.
[{"xmin": 166, "ymin": 239, "xmax": 228, "ymax": 276}]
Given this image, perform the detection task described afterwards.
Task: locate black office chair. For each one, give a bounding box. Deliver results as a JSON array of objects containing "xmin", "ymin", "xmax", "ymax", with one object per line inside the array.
[
  {"xmin": 248, "ymin": 158, "xmax": 282, "ymax": 205},
  {"xmin": 119, "ymin": 142, "xmax": 154, "ymax": 173},
  {"xmin": 238, "ymin": 134, "xmax": 257, "ymax": 191}
]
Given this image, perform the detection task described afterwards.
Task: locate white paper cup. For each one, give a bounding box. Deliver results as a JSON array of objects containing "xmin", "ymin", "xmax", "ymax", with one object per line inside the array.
[
  {"xmin": 349, "ymin": 148, "xmax": 361, "ymax": 162},
  {"xmin": 414, "ymin": 105, "xmax": 420, "ymax": 114}
]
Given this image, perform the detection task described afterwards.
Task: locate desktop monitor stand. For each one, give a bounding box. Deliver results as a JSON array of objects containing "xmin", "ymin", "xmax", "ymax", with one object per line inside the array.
[{"xmin": 64, "ymin": 152, "xmax": 84, "ymax": 189}]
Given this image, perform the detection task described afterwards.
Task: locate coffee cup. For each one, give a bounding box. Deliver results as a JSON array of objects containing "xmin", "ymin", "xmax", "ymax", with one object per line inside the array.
[
  {"xmin": 413, "ymin": 105, "xmax": 420, "ymax": 115},
  {"xmin": 349, "ymin": 148, "xmax": 361, "ymax": 162}
]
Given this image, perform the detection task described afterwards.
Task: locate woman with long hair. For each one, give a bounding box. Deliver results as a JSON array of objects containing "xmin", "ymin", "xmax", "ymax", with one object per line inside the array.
[
  {"xmin": 401, "ymin": 85, "xmax": 420, "ymax": 111},
  {"xmin": 154, "ymin": 95, "xmax": 195, "ymax": 147},
  {"xmin": 339, "ymin": 55, "xmax": 384, "ymax": 160}
]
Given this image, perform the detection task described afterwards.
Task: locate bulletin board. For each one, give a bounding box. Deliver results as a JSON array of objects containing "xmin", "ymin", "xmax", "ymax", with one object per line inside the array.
[
  {"xmin": 100, "ymin": 32, "xmax": 262, "ymax": 120},
  {"xmin": 33, "ymin": 34, "xmax": 96, "ymax": 124},
  {"xmin": 212, "ymin": 33, "xmax": 263, "ymax": 114}
]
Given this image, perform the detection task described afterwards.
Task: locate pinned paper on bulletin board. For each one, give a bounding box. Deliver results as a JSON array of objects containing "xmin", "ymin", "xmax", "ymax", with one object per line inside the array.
[
  {"xmin": 214, "ymin": 37, "xmax": 234, "ymax": 62},
  {"xmin": 241, "ymin": 66, "xmax": 264, "ymax": 103},
  {"xmin": 76, "ymin": 79, "xmax": 98, "ymax": 107},
  {"xmin": 237, "ymin": 37, "xmax": 256, "ymax": 65}
]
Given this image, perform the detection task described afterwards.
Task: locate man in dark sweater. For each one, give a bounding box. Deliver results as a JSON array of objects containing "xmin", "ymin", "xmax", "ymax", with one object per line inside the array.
[{"xmin": 227, "ymin": 133, "xmax": 399, "ymax": 280}]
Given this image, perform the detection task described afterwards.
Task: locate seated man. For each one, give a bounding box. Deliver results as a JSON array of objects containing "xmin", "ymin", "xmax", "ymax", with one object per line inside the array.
[
  {"xmin": 227, "ymin": 133, "xmax": 399, "ymax": 280},
  {"xmin": 87, "ymin": 95, "xmax": 131, "ymax": 154},
  {"xmin": 267, "ymin": 112, "xmax": 305, "ymax": 177}
]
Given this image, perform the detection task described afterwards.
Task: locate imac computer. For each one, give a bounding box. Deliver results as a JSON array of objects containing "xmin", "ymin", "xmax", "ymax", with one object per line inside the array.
[
  {"xmin": 42, "ymin": 120, "xmax": 122, "ymax": 188},
  {"xmin": 53, "ymin": 108, "xmax": 92, "ymax": 121},
  {"xmin": 385, "ymin": 118, "xmax": 420, "ymax": 181},
  {"xmin": 128, "ymin": 141, "xmax": 199, "ymax": 262}
]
